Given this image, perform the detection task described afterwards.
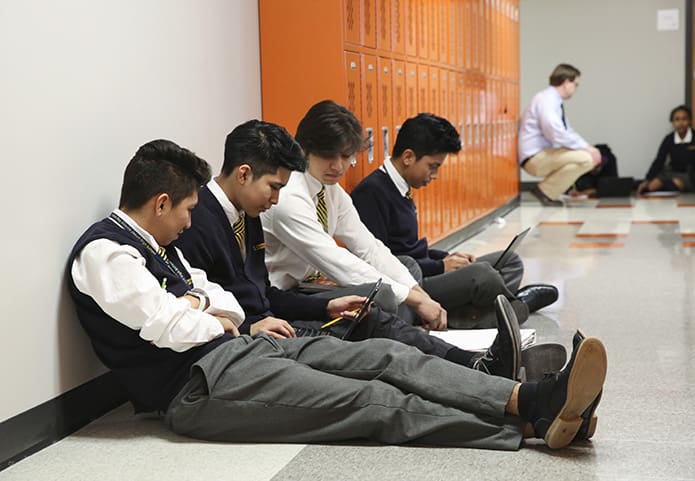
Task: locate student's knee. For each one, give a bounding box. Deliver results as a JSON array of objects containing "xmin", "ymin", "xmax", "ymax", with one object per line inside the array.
[
  {"xmin": 466, "ymin": 263, "xmax": 508, "ymax": 304},
  {"xmin": 397, "ymin": 255, "xmax": 423, "ymax": 285}
]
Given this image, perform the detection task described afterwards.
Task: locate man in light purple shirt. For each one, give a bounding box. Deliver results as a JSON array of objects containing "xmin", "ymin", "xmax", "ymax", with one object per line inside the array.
[{"xmin": 518, "ymin": 64, "xmax": 601, "ymax": 206}]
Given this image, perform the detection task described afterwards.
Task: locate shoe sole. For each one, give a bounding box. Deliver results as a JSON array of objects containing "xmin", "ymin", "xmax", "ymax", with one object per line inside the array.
[
  {"xmin": 572, "ymin": 329, "xmax": 601, "ymax": 441},
  {"xmin": 544, "ymin": 337, "xmax": 607, "ymax": 449},
  {"xmin": 494, "ymin": 295, "xmax": 522, "ymax": 380}
]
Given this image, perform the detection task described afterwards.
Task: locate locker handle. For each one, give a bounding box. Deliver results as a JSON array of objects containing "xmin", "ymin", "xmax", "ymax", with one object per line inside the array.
[
  {"xmin": 382, "ymin": 127, "xmax": 390, "ymax": 161},
  {"xmin": 366, "ymin": 128, "xmax": 374, "ymax": 164}
]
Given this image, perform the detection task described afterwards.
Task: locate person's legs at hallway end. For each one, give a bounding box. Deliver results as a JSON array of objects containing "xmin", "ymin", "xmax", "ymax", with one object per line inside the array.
[{"xmin": 524, "ymin": 148, "xmax": 595, "ymax": 201}]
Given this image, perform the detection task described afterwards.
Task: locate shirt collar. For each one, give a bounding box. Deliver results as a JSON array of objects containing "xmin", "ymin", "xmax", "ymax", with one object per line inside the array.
[
  {"xmin": 303, "ymin": 171, "xmax": 326, "ymax": 198},
  {"xmin": 674, "ymin": 128, "xmax": 692, "ymax": 144},
  {"xmin": 381, "ymin": 156, "xmax": 410, "ymax": 197},
  {"xmin": 110, "ymin": 209, "xmax": 162, "ymax": 252},
  {"xmin": 208, "ymin": 178, "xmax": 244, "ymax": 227}
]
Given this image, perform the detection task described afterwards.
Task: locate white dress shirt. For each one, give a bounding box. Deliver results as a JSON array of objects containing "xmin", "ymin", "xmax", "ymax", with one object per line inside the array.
[
  {"xmin": 71, "ymin": 209, "xmax": 245, "ymax": 352},
  {"xmin": 261, "ymin": 170, "xmax": 417, "ymax": 303},
  {"xmin": 518, "ymin": 86, "xmax": 589, "ymax": 161}
]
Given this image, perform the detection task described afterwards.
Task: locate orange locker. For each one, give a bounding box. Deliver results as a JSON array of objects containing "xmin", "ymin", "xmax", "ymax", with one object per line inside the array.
[
  {"xmin": 417, "ymin": 0, "xmax": 429, "ymax": 60},
  {"xmin": 418, "ymin": 64, "xmax": 429, "ymax": 113},
  {"xmin": 344, "ymin": 0, "xmax": 361, "ymax": 46},
  {"xmin": 391, "ymin": 0, "xmax": 405, "ymax": 55},
  {"xmin": 405, "ymin": 62, "xmax": 418, "ymax": 117},
  {"xmin": 377, "ymin": 56, "xmax": 394, "ymax": 166},
  {"xmin": 429, "ymin": 66, "xmax": 440, "ymax": 116},
  {"xmin": 376, "ymin": 0, "xmax": 391, "ymax": 53},
  {"xmin": 363, "ymin": 0, "xmax": 377, "ymax": 48},
  {"xmin": 392, "ymin": 60, "xmax": 407, "ymax": 132},
  {"xmin": 404, "ymin": 0, "xmax": 418, "ymax": 57},
  {"xmin": 361, "ymin": 54, "xmax": 378, "ymax": 172},
  {"xmin": 344, "ymin": 52, "xmax": 364, "ymax": 189}
]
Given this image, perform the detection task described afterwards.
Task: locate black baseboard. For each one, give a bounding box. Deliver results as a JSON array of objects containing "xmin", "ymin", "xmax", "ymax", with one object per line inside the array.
[
  {"xmin": 432, "ymin": 196, "xmax": 520, "ymax": 252},
  {"xmin": 0, "ymin": 372, "xmax": 126, "ymax": 472}
]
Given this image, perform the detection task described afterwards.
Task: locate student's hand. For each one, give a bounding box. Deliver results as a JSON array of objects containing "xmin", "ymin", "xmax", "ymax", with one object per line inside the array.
[
  {"xmin": 587, "ymin": 145, "xmax": 602, "ymax": 166},
  {"xmin": 637, "ymin": 180, "xmax": 649, "ymax": 194},
  {"xmin": 408, "ymin": 289, "xmax": 448, "ymax": 330},
  {"xmin": 326, "ymin": 296, "xmax": 366, "ymax": 320},
  {"xmin": 443, "ymin": 252, "xmax": 473, "ymax": 272},
  {"xmin": 215, "ymin": 316, "xmax": 240, "ymax": 337},
  {"xmin": 250, "ymin": 317, "xmax": 297, "ymax": 339}
]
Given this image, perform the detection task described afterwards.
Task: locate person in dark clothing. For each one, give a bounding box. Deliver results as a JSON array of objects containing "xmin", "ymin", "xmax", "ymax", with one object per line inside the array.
[
  {"xmin": 638, "ymin": 105, "xmax": 695, "ymax": 194},
  {"xmin": 174, "ymin": 119, "xmax": 522, "ymax": 377},
  {"xmin": 67, "ymin": 137, "xmax": 608, "ymax": 450},
  {"xmin": 351, "ymin": 113, "xmax": 559, "ymax": 329}
]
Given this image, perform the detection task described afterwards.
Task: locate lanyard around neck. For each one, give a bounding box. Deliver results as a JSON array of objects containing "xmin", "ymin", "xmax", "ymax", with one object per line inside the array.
[{"xmin": 109, "ymin": 213, "xmax": 193, "ymax": 287}]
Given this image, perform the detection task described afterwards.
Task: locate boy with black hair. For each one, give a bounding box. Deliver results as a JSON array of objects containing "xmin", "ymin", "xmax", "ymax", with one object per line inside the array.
[
  {"xmin": 351, "ymin": 113, "xmax": 558, "ymax": 329},
  {"xmin": 67, "ymin": 138, "xmax": 607, "ymax": 450},
  {"xmin": 174, "ymin": 119, "xmax": 522, "ymax": 378}
]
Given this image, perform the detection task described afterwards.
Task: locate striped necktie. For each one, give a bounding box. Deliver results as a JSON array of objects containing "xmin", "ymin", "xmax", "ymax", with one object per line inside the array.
[
  {"xmin": 316, "ymin": 186, "xmax": 328, "ymax": 233},
  {"xmin": 560, "ymin": 103, "xmax": 567, "ymax": 129},
  {"xmin": 405, "ymin": 188, "xmax": 413, "ymax": 200},
  {"xmin": 157, "ymin": 246, "xmax": 168, "ymax": 261},
  {"xmin": 232, "ymin": 215, "xmax": 245, "ymax": 249}
]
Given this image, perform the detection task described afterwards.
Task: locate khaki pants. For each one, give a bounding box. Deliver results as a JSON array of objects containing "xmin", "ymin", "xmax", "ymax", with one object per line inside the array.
[{"xmin": 523, "ymin": 148, "xmax": 595, "ymax": 199}]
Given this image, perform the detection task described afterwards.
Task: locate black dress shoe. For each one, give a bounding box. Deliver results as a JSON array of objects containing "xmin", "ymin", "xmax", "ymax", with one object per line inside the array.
[
  {"xmin": 472, "ymin": 295, "xmax": 522, "ymax": 380},
  {"xmin": 516, "ymin": 284, "xmax": 559, "ymax": 313},
  {"xmin": 530, "ymin": 185, "xmax": 564, "ymax": 207},
  {"xmin": 529, "ymin": 335, "xmax": 607, "ymax": 449},
  {"xmin": 572, "ymin": 329, "xmax": 602, "ymax": 441}
]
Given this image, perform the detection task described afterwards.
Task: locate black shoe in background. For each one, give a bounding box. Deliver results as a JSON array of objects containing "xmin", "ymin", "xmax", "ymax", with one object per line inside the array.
[
  {"xmin": 516, "ymin": 284, "xmax": 559, "ymax": 313},
  {"xmin": 530, "ymin": 185, "xmax": 564, "ymax": 207},
  {"xmin": 472, "ymin": 295, "xmax": 522, "ymax": 380}
]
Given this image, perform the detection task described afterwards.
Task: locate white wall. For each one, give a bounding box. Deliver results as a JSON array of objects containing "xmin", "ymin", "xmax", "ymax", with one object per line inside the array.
[
  {"xmin": 520, "ymin": 0, "xmax": 686, "ymax": 179},
  {"xmin": 0, "ymin": 0, "xmax": 262, "ymax": 423}
]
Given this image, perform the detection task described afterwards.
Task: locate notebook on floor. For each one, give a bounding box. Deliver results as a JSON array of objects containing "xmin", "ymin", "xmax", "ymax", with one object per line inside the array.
[{"xmin": 428, "ymin": 328, "xmax": 536, "ymax": 352}]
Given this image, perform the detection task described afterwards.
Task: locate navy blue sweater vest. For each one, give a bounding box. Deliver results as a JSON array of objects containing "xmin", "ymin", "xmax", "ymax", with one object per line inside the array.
[
  {"xmin": 351, "ymin": 169, "xmax": 448, "ymax": 277},
  {"xmin": 67, "ymin": 218, "xmax": 233, "ymax": 412},
  {"xmin": 174, "ymin": 186, "xmax": 327, "ymax": 334}
]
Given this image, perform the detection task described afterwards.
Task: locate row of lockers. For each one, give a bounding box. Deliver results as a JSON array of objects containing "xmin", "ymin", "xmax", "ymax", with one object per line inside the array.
[
  {"xmin": 258, "ymin": 0, "xmax": 520, "ymax": 242},
  {"xmin": 343, "ymin": 0, "xmax": 519, "ymax": 79},
  {"xmin": 341, "ymin": 51, "xmax": 519, "ymax": 189}
]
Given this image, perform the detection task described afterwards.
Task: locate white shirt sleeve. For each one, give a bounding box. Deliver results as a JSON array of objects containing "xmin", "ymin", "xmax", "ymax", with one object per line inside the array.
[
  {"xmin": 267, "ymin": 186, "xmax": 416, "ymax": 303},
  {"xmin": 71, "ymin": 239, "xmax": 245, "ymax": 352}
]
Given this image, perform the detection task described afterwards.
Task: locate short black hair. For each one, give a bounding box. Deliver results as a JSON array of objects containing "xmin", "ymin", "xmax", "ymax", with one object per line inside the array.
[
  {"xmin": 295, "ymin": 100, "xmax": 365, "ymax": 158},
  {"xmin": 549, "ymin": 64, "xmax": 581, "ymax": 86},
  {"xmin": 670, "ymin": 104, "xmax": 692, "ymax": 122},
  {"xmin": 222, "ymin": 119, "xmax": 306, "ymax": 178},
  {"xmin": 392, "ymin": 113, "xmax": 461, "ymax": 159},
  {"xmin": 119, "ymin": 139, "xmax": 211, "ymax": 210}
]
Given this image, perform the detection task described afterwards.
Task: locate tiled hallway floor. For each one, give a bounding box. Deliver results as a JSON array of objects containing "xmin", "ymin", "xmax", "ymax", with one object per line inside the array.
[{"xmin": 4, "ymin": 193, "xmax": 695, "ymax": 481}]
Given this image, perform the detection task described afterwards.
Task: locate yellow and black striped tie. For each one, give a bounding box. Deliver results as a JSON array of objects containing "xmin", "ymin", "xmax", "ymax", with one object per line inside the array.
[
  {"xmin": 232, "ymin": 215, "xmax": 245, "ymax": 249},
  {"xmin": 316, "ymin": 186, "xmax": 328, "ymax": 233},
  {"xmin": 405, "ymin": 188, "xmax": 413, "ymax": 200},
  {"xmin": 157, "ymin": 246, "xmax": 168, "ymax": 261}
]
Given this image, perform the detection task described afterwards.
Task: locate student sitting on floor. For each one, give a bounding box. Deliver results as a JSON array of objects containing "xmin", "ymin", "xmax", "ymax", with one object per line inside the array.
[
  {"xmin": 67, "ymin": 138, "xmax": 607, "ymax": 450},
  {"xmin": 351, "ymin": 113, "xmax": 559, "ymax": 329},
  {"xmin": 638, "ymin": 105, "xmax": 695, "ymax": 194}
]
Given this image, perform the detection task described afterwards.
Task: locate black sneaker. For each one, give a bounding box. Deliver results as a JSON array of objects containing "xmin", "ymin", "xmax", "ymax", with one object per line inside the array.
[
  {"xmin": 472, "ymin": 295, "xmax": 521, "ymax": 379},
  {"xmin": 531, "ymin": 335, "xmax": 607, "ymax": 449},
  {"xmin": 572, "ymin": 329, "xmax": 602, "ymax": 441}
]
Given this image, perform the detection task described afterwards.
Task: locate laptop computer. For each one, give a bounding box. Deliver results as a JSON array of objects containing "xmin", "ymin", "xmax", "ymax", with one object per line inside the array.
[
  {"xmin": 597, "ymin": 177, "xmax": 634, "ymax": 197},
  {"xmin": 492, "ymin": 227, "xmax": 531, "ymax": 270}
]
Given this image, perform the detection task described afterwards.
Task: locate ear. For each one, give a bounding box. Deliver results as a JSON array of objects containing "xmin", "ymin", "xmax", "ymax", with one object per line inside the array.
[
  {"xmin": 401, "ymin": 149, "xmax": 417, "ymax": 167},
  {"xmin": 153, "ymin": 193, "xmax": 170, "ymax": 216},
  {"xmin": 237, "ymin": 164, "xmax": 253, "ymax": 185}
]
